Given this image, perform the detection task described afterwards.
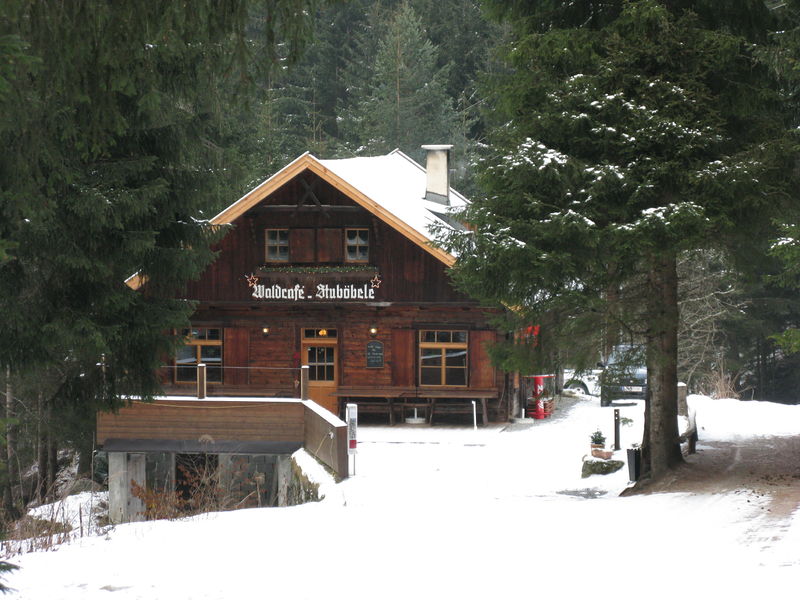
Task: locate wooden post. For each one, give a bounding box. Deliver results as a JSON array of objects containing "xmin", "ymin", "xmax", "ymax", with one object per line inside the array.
[
  {"xmin": 300, "ymin": 365, "xmax": 309, "ymax": 401},
  {"xmin": 197, "ymin": 363, "xmax": 207, "ymax": 399}
]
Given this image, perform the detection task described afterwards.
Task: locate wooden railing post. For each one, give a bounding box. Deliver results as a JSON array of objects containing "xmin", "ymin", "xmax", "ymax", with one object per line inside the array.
[
  {"xmin": 300, "ymin": 365, "xmax": 309, "ymax": 401},
  {"xmin": 197, "ymin": 363, "xmax": 207, "ymax": 399}
]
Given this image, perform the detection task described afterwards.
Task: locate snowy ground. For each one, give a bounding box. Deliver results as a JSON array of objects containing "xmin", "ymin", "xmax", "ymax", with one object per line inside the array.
[{"xmin": 5, "ymin": 394, "xmax": 800, "ymax": 599}]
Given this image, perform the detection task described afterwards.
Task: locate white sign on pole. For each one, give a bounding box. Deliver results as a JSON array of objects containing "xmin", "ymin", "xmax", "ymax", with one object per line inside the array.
[{"xmin": 346, "ymin": 403, "xmax": 358, "ymax": 455}]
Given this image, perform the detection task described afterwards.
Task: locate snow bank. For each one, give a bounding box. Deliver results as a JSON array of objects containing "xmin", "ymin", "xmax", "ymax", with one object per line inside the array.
[
  {"xmin": 27, "ymin": 491, "xmax": 108, "ymax": 533},
  {"xmin": 690, "ymin": 395, "xmax": 800, "ymax": 439},
  {"xmin": 6, "ymin": 395, "xmax": 800, "ymax": 599}
]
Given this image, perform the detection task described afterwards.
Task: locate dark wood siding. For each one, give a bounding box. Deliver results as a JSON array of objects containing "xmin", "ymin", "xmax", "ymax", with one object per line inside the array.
[
  {"xmin": 289, "ymin": 228, "xmax": 315, "ymax": 263},
  {"xmin": 97, "ymin": 400, "xmax": 305, "ymax": 444},
  {"xmin": 224, "ymin": 327, "xmax": 250, "ymax": 386},
  {"xmin": 391, "ymin": 329, "xmax": 415, "ymax": 387},
  {"xmin": 469, "ymin": 330, "xmax": 497, "ymax": 389},
  {"xmin": 303, "ymin": 402, "xmax": 348, "ymax": 478},
  {"xmin": 317, "ymin": 228, "xmax": 343, "ymax": 263},
  {"xmin": 181, "ymin": 171, "xmax": 471, "ymax": 304}
]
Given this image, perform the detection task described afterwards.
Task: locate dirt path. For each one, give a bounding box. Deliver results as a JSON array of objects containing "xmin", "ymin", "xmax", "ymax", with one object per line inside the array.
[{"xmin": 638, "ymin": 435, "xmax": 800, "ymax": 518}]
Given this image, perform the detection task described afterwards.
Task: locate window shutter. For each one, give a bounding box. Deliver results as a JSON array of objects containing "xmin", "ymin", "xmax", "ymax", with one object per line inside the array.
[
  {"xmin": 469, "ymin": 330, "xmax": 497, "ymax": 389},
  {"xmin": 289, "ymin": 229, "xmax": 315, "ymax": 263},
  {"xmin": 224, "ymin": 328, "xmax": 250, "ymax": 385},
  {"xmin": 317, "ymin": 228, "xmax": 343, "ymax": 263},
  {"xmin": 391, "ymin": 329, "xmax": 415, "ymax": 387}
]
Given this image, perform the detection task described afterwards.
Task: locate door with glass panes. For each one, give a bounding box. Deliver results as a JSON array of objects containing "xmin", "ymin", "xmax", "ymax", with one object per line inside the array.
[{"xmin": 301, "ymin": 328, "xmax": 338, "ymax": 415}]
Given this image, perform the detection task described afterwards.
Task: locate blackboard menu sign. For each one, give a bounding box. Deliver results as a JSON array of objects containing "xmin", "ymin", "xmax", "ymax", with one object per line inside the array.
[{"xmin": 366, "ymin": 341, "xmax": 384, "ymax": 368}]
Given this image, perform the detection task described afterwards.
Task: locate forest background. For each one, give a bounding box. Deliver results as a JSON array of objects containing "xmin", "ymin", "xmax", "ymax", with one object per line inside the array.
[{"xmin": 1, "ymin": 0, "xmax": 800, "ymax": 519}]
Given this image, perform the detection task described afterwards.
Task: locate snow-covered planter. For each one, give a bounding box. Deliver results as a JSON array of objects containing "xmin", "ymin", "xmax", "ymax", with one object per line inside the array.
[{"xmin": 581, "ymin": 457, "xmax": 624, "ymax": 478}]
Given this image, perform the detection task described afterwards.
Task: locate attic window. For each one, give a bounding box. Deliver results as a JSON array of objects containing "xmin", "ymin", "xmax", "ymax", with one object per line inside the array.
[
  {"xmin": 266, "ymin": 229, "xmax": 289, "ymax": 262},
  {"xmin": 345, "ymin": 228, "xmax": 369, "ymax": 263}
]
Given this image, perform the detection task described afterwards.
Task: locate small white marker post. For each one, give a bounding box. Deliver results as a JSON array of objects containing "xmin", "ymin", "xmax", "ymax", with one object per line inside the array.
[
  {"xmin": 346, "ymin": 403, "xmax": 358, "ymax": 476},
  {"xmin": 472, "ymin": 400, "xmax": 477, "ymax": 430}
]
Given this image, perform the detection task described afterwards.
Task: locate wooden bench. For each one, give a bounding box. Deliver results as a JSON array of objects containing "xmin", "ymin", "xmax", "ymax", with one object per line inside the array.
[
  {"xmin": 418, "ymin": 389, "xmax": 497, "ymax": 425},
  {"xmin": 334, "ymin": 387, "xmax": 498, "ymax": 425},
  {"xmin": 333, "ymin": 397, "xmax": 432, "ymax": 425},
  {"xmin": 427, "ymin": 398, "xmax": 489, "ymax": 425},
  {"xmin": 333, "ymin": 387, "xmax": 416, "ymax": 425}
]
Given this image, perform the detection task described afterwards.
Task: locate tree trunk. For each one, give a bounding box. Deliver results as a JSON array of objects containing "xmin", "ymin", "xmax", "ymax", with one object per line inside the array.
[
  {"xmin": 47, "ymin": 422, "xmax": 58, "ymax": 500},
  {"xmin": 603, "ymin": 263, "xmax": 621, "ymax": 361},
  {"xmin": 4, "ymin": 366, "xmax": 20, "ymax": 512},
  {"xmin": 644, "ymin": 252, "xmax": 683, "ymax": 480},
  {"xmin": 37, "ymin": 392, "xmax": 49, "ymax": 502}
]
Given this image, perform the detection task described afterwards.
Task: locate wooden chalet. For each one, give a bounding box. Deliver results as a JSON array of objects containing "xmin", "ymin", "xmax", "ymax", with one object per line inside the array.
[{"xmin": 131, "ymin": 145, "xmax": 509, "ymax": 425}]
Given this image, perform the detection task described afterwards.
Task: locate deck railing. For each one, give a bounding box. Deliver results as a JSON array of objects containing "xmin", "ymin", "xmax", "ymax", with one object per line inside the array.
[{"xmin": 99, "ymin": 366, "xmax": 348, "ymax": 477}]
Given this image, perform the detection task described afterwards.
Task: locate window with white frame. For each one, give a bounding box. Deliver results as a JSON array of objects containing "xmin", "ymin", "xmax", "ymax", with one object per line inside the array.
[{"xmin": 419, "ymin": 330, "xmax": 468, "ymax": 386}]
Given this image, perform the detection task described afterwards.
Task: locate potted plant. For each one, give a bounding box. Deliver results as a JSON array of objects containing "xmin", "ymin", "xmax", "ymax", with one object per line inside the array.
[
  {"xmin": 590, "ymin": 429, "xmax": 606, "ymax": 448},
  {"xmin": 590, "ymin": 430, "xmax": 612, "ymax": 459}
]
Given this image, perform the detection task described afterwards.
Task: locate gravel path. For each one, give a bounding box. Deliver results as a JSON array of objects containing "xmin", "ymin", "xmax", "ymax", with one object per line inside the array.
[{"xmin": 638, "ymin": 434, "xmax": 800, "ymax": 518}]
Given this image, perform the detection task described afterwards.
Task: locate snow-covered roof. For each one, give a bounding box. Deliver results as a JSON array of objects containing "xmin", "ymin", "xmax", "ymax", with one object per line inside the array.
[{"xmin": 318, "ymin": 149, "xmax": 468, "ymax": 245}]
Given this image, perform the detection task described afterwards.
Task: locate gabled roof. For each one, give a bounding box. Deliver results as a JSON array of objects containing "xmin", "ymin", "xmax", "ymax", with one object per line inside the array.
[{"xmin": 127, "ymin": 149, "xmax": 467, "ymax": 289}]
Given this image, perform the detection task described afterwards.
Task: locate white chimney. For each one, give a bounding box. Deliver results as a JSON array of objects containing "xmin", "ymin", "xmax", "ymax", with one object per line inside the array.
[{"xmin": 422, "ymin": 144, "xmax": 453, "ymax": 205}]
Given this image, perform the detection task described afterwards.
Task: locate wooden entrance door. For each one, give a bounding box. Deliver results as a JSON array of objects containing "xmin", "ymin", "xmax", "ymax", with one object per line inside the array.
[{"xmin": 301, "ymin": 328, "xmax": 338, "ymax": 415}]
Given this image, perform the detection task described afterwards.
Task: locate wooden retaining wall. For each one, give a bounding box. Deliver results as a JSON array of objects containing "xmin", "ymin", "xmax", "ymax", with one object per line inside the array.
[
  {"xmin": 302, "ymin": 400, "xmax": 348, "ymax": 479},
  {"xmin": 96, "ymin": 397, "xmax": 349, "ymax": 478}
]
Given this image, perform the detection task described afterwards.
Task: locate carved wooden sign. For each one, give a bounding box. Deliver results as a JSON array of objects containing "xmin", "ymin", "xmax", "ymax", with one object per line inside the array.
[{"xmin": 246, "ymin": 273, "xmax": 382, "ymax": 301}]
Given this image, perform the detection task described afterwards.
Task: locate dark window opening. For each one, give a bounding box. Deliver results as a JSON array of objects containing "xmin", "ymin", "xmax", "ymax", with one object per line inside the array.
[
  {"xmin": 176, "ymin": 328, "xmax": 222, "ymax": 383},
  {"xmin": 175, "ymin": 453, "xmax": 219, "ymax": 511}
]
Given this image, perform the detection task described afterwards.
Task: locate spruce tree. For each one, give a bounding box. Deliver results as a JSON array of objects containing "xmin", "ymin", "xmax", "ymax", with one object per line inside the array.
[
  {"xmin": 340, "ymin": 1, "xmax": 468, "ymax": 163},
  {"xmin": 0, "ymin": 0, "xmax": 317, "ymax": 500},
  {"xmin": 439, "ymin": 0, "xmax": 798, "ymax": 480}
]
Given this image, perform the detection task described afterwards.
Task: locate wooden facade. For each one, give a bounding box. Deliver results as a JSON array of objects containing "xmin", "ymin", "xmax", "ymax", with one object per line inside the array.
[{"xmin": 142, "ymin": 150, "xmax": 509, "ymax": 423}]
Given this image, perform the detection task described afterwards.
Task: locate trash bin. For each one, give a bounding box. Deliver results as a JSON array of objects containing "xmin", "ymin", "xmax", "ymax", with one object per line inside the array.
[{"xmin": 627, "ymin": 447, "xmax": 641, "ymax": 482}]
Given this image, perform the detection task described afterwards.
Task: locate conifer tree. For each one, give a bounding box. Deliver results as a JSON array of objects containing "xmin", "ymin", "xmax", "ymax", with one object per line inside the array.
[
  {"xmin": 440, "ymin": 0, "xmax": 799, "ymax": 480},
  {"xmin": 340, "ymin": 1, "xmax": 468, "ymax": 163},
  {"xmin": 0, "ymin": 0, "xmax": 317, "ymax": 501}
]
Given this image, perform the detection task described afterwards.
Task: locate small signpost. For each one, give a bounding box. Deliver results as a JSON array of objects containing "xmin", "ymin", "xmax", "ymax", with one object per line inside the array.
[{"xmin": 346, "ymin": 403, "xmax": 358, "ymax": 476}]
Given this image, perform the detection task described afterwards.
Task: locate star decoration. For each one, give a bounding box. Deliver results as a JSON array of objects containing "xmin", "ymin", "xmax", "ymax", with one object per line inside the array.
[
  {"xmin": 246, "ymin": 273, "xmax": 259, "ymax": 288},
  {"xmin": 370, "ymin": 274, "xmax": 382, "ymax": 289}
]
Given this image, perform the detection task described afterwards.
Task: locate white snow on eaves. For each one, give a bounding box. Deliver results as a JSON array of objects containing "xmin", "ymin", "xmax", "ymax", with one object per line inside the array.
[{"xmin": 318, "ymin": 150, "xmax": 469, "ymax": 245}]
